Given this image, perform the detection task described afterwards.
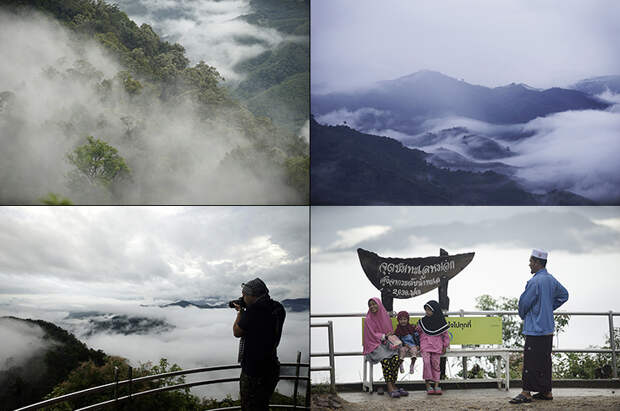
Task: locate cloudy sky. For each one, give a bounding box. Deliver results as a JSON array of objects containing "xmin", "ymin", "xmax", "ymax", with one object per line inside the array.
[
  {"xmin": 0, "ymin": 206, "xmax": 309, "ymax": 399},
  {"xmin": 0, "ymin": 206, "xmax": 308, "ymax": 304},
  {"xmin": 312, "ymin": 0, "xmax": 620, "ymax": 93},
  {"xmin": 311, "ymin": 206, "xmax": 620, "ymax": 382}
]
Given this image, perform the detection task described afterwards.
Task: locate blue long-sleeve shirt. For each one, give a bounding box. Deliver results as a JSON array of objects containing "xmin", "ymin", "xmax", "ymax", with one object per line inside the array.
[{"xmin": 518, "ymin": 268, "xmax": 569, "ymax": 336}]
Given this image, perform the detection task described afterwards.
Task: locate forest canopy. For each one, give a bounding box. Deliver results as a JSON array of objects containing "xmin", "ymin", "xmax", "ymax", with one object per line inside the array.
[{"xmin": 0, "ymin": 0, "xmax": 309, "ymax": 204}]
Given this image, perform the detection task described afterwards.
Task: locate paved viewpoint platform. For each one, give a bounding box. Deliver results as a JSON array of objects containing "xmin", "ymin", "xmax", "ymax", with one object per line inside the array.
[{"xmin": 314, "ymin": 388, "xmax": 620, "ymax": 410}]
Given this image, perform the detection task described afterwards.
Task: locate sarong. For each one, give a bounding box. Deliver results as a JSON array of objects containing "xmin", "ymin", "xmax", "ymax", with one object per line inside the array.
[{"xmin": 522, "ymin": 334, "xmax": 553, "ymax": 393}]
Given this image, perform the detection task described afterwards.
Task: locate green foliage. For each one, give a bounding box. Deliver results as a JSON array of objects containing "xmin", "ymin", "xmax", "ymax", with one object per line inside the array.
[
  {"xmin": 0, "ymin": 317, "xmax": 106, "ymax": 410},
  {"xmin": 45, "ymin": 357, "xmax": 200, "ymax": 410},
  {"xmin": 285, "ymin": 155, "xmax": 309, "ymax": 201},
  {"xmin": 39, "ymin": 193, "xmax": 74, "ymax": 205},
  {"xmin": 235, "ymin": 42, "xmax": 309, "ymax": 100},
  {"xmin": 67, "ymin": 136, "xmax": 130, "ymax": 187},
  {"xmin": 468, "ymin": 295, "xmax": 571, "ymax": 380},
  {"xmin": 117, "ymin": 71, "xmax": 142, "ymax": 95},
  {"xmin": 2, "ymin": 0, "xmax": 308, "ymax": 202},
  {"xmin": 553, "ymin": 327, "xmax": 619, "ymax": 379},
  {"xmin": 246, "ymin": 72, "xmax": 309, "ymax": 133}
]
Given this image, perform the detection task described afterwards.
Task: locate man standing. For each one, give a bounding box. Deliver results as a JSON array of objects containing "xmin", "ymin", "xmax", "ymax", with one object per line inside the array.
[
  {"xmin": 510, "ymin": 249, "xmax": 569, "ymax": 404},
  {"xmin": 232, "ymin": 278, "xmax": 286, "ymax": 410}
]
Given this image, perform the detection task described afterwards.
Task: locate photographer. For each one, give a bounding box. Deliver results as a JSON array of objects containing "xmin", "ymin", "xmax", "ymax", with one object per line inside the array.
[{"xmin": 231, "ymin": 278, "xmax": 286, "ymax": 410}]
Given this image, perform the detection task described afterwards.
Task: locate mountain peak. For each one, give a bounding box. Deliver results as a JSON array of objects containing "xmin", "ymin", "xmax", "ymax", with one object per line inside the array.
[{"xmin": 394, "ymin": 70, "xmax": 454, "ymax": 82}]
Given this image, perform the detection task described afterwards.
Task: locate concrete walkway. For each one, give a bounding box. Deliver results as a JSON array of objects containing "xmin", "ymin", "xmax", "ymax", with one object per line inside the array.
[{"xmin": 314, "ymin": 388, "xmax": 620, "ymax": 410}]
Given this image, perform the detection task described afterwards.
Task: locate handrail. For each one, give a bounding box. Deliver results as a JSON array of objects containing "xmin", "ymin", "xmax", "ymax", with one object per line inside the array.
[
  {"xmin": 311, "ymin": 310, "xmax": 619, "ymax": 381},
  {"xmin": 15, "ymin": 357, "xmax": 309, "ymax": 411},
  {"xmin": 312, "ymin": 310, "xmax": 620, "ymax": 317}
]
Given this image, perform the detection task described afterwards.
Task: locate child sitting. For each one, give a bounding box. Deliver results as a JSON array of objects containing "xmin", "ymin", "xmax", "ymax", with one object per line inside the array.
[
  {"xmin": 415, "ymin": 300, "xmax": 450, "ymax": 395},
  {"xmin": 393, "ymin": 311, "xmax": 420, "ymax": 373}
]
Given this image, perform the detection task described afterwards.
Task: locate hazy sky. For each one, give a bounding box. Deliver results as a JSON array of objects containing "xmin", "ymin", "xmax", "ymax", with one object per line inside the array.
[
  {"xmin": 312, "ymin": 0, "xmax": 620, "ymax": 93},
  {"xmin": 311, "ymin": 206, "xmax": 620, "ymax": 382}
]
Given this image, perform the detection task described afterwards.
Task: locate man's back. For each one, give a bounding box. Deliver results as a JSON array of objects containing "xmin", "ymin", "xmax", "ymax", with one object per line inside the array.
[{"xmin": 519, "ymin": 268, "xmax": 568, "ymax": 335}]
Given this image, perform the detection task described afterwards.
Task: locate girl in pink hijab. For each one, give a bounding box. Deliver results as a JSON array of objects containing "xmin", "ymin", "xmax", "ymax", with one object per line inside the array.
[{"xmin": 363, "ymin": 297, "xmax": 408, "ymax": 398}]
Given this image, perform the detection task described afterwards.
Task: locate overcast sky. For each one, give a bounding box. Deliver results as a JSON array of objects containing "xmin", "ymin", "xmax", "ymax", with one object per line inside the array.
[
  {"xmin": 0, "ymin": 206, "xmax": 309, "ymax": 307},
  {"xmin": 311, "ymin": 206, "xmax": 620, "ymax": 382},
  {"xmin": 312, "ymin": 0, "xmax": 620, "ymax": 93}
]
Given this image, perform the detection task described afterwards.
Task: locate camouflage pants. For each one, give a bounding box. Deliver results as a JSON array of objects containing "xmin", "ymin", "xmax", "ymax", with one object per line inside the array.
[{"xmin": 240, "ymin": 366, "xmax": 280, "ymax": 411}]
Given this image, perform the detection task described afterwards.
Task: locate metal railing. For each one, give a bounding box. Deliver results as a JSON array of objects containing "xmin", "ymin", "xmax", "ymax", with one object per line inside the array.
[
  {"xmin": 15, "ymin": 353, "xmax": 309, "ymax": 411},
  {"xmin": 311, "ymin": 310, "xmax": 619, "ymax": 387}
]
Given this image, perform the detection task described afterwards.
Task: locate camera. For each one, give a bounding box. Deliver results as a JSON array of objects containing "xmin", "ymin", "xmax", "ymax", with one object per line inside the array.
[{"xmin": 228, "ymin": 297, "xmax": 246, "ymax": 309}]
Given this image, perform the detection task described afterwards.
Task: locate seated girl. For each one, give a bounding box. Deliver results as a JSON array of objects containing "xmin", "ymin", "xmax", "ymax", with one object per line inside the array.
[{"xmin": 394, "ymin": 311, "xmax": 420, "ymax": 373}]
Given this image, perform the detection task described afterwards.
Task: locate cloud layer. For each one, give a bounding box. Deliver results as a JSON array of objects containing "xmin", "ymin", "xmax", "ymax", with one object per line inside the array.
[{"xmin": 115, "ymin": 0, "xmax": 285, "ymax": 82}]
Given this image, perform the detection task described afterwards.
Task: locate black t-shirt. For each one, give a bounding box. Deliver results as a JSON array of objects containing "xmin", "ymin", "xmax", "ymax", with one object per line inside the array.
[{"xmin": 238, "ymin": 297, "xmax": 286, "ymax": 376}]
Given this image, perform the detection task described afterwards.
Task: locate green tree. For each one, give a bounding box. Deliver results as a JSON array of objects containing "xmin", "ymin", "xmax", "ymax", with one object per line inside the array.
[
  {"xmin": 285, "ymin": 155, "xmax": 309, "ymax": 201},
  {"xmin": 39, "ymin": 193, "xmax": 74, "ymax": 205},
  {"xmin": 467, "ymin": 294, "xmax": 571, "ymax": 379},
  {"xmin": 552, "ymin": 327, "xmax": 619, "ymax": 379},
  {"xmin": 67, "ymin": 136, "xmax": 130, "ymax": 187},
  {"xmin": 45, "ymin": 357, "xmax": 200, "ymax": 410}
]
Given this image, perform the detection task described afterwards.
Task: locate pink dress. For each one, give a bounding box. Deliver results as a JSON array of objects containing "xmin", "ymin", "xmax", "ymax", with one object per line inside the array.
[{"xmin": 415, "ymin": 323, "xmax": 450, "ymax": 382}]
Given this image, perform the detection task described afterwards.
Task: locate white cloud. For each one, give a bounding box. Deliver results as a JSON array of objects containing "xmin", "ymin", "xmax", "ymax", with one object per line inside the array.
[{"xmin": 331, "ymin": 225, "xmax": 391, "ymax": 249}]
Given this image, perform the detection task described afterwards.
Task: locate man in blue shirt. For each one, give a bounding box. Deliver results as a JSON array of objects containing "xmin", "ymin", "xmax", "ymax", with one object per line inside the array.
[{"xmin": 510, "ymin": 249, "xmax": 568, "ymax": 404}]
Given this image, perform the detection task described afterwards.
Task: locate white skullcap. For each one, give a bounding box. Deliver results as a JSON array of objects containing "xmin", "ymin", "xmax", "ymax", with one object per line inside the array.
[{"xmin": 531, "ymin": 249, "xmax": 548, "ymax": 260}]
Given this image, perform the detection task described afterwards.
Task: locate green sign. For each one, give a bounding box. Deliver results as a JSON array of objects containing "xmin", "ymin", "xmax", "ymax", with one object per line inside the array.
[{"xmin": 362, "ymin": 316, "xmax": 502, "ymax": 345}]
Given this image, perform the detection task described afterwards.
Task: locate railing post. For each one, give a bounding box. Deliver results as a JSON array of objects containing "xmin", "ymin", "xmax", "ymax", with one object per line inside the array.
[
  {"xmin": 328, "ymin": 320, "xmax": 336, "ymax": 392},
  {"xmin": 128, "ymin": 366, "xmax": 133, "ymax": 403},
  {"xmin": 293, "ymin": 351, "xmax": 301, "ymax": 409},
  {"xmin": 609, "ymin": 311, "xmax": 617, "ymax": 378},
  {"xmin": 461, "ymin": 309, "xmax": 467, "ymax": 379},
  {"xmin": 113, "ymin": 366, "xmax": 119, "ymax": 410}
]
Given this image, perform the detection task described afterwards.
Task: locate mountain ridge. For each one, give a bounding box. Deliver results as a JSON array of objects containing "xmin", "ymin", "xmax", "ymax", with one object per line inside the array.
[{"xmin": 310, "ymin": 117, "xmax": 596, "ymax": 205}]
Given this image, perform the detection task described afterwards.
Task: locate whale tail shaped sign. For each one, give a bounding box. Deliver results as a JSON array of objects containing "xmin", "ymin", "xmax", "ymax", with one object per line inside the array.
[{"xmin": 357, "ymin": 248, "xmax": 475, "ymax": 301}]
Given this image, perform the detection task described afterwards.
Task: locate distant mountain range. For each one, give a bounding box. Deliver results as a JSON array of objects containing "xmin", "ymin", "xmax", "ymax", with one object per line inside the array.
[
  {"xmin": 161, "ymin": 297, "xmax": 309, "ymax": 312},
  {"xmin": 311, "ymin": 70, "xmax": 619, "ymax": 204},
  {"xmin": 310, "ymin": 117, "xmax": 595, "ymax": 205},
  {"xmin": 572, "ymin": 75, "xmax": 620, "ymax": 95},
  {"xmin": 312, "ymin": 70, "xmax": 611, "ymax": 134}
]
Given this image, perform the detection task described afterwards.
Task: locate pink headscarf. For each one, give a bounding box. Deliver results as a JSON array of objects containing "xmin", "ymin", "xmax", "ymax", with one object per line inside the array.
[{"xmin": 363, "ymin": 297, "xmax": 393, "ymax": 355}]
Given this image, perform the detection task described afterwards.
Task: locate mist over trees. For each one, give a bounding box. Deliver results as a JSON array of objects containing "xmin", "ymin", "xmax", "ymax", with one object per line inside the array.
[{"xmin": 0, "ymin": 0, "xmax": 309, "ymax": 204}]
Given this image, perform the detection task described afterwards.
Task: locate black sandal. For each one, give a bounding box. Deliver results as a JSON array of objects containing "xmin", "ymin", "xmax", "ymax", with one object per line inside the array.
[
  {"xmin": 509, "ymin": 393, "xmax": 532, "ymax": 404},
  {"xmin": 533, "ymin": 392, "xmax": 553, "ymax": 400}
]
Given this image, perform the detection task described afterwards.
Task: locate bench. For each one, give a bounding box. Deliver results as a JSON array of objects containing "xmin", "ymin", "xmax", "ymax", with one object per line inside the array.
[{"xmin": 362, "ymin": 315, "xmax": 511, "ymax": 392}]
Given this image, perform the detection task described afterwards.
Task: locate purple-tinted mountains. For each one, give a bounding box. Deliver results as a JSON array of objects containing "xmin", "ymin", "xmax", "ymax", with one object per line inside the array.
[{"xmin": 312, "ymin": 70, "xmax": 610, "ymax": 134}]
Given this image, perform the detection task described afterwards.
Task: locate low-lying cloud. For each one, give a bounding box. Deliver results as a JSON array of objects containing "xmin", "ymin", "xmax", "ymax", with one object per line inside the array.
[
  {"xmin": 1, "ymin": 306, "xmax": 308, "ymax": 400},
  {"xmin": 505, "ymin": 105, "xmax": 620, "ymax": 201},
  {"xmin": 115, "ymin": 0, "xmax": 285, "ymax": 82},
  {"xmin": 315, "ymin": 99, "xmax": 620, "ymax": 202},
  {"xmin": 0, "ymin": 11, "xmax": 300, "ymax": 204}
]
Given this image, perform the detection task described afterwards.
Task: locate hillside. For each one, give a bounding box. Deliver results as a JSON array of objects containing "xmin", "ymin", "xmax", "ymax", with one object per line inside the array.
[
  {"xmin": 235, "ymin": 0, "xmax": 309, "ymax": 133},
  {"xmin": 310, "ymin": 118, "xmax": 595, "ymax": 205},
  {"xmin": 0, "ymin": 316, "xmax": 106, "ymax": 410},
  {"xmin": 0, "ymin": 0, "xmax": 308, "ymax": 204}
]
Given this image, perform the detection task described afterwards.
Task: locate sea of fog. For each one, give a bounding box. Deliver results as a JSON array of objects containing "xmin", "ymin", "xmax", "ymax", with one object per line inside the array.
[
  {"xmin": 315, "ymin": 95, "xmax": 620, "ymax": 203},
  {"xmin": 0, "ymin": 303, "xmax": 309, "ymax": 401}
]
